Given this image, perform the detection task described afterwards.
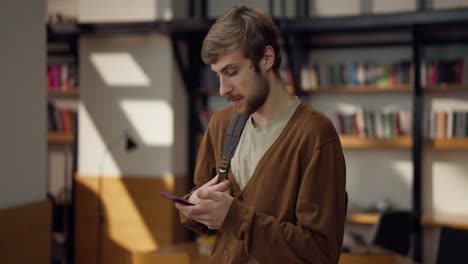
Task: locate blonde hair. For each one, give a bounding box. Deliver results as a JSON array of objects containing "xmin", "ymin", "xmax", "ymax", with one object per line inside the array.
[{"xmin": 201, "ymin": 4, "xmax": 282, "ymax": 74}]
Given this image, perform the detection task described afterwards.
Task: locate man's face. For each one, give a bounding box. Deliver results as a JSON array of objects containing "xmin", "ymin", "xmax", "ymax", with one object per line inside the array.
[{"xmin": 211, "ymin": 49, "xmax": 269, "ymax": 115}]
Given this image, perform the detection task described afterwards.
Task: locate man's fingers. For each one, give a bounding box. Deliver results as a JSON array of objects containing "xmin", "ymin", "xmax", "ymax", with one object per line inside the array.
[
  {"xmin": 204, "ymin": 175, "xmax": 219, "ymax": 187},
  {"xmin": 198, "ymin": 189, "xmax": 224, "ymax": 201},
  {"xmin": 197, "ymin": 189, "xmax": 213, "ymax": 200},
  {"xmin": 175, "ymin": 202, "xmax": 217, "ymax": 227},
  {"xmin": 176, "ymin": 203, "xmax": 210, "ymax": 216},
  {"xmin": 206, "ymin": 180, "xmax": 230, "ymax": 192}
]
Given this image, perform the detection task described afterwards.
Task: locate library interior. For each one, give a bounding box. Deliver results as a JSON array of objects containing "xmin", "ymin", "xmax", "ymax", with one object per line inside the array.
[{"xmin": 2, "ymin": 0, "xmax": 468, "ymax": 263}]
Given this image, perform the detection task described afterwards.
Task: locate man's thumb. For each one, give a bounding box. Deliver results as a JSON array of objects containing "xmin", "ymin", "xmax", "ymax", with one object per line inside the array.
[
  {"xmin": 198, "ymin": 189, "xmax": 208, "ymax": 199},
  {"xmin": 198, "ymin": 189, "xmax": 217, "ymax": 200}
]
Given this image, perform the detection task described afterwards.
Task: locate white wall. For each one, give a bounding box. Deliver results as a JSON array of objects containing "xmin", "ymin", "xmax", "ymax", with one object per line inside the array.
[
  {"xmin": 0, "ymin": 0, "xmax": 47, "ymax": 209},
  {"xmin": 209, "ymin": 0, "xmax": 268, "ymax": 17},
  {"xmin": 432, "ymin": 0, "xmax": 468, "ymax": 10},
  {"xmin": 78, "ymin": 0, "xmax": 188, "ymax": 22},
  {"xmin": 208, "ymin": 0, "xmax": 414, "ymax": 18},
  {"xmin": 371, "ymin": 0, "xmax": 416, "ymax": 14},
  {"xmin": 208, "ymin": 0, "xmax": 296, "ymax": 18},
  {"xmin": 209, "ymin": 0, "xmax": 418, "ymax": 18},
  {"xmin": 310, "ymin": 0, "xmax": 361, "ymax": 17},
  {"xmin": 78, "ymin": 34, "xmax": 187, "ymax": 178},
  {"xmin": 47, "ymin": 0, "xmax": 78, "ymax": 19}
]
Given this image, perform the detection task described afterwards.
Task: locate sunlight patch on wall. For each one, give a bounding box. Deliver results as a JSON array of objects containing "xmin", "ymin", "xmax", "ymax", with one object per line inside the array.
[
  {"xmin": 391, "ymin": 160, "xmax": 413, "ymax": 189},
  {"xmin": 102, "ymin": 179, "xmax": 158, "ymax": 251},
  {"xmin": 432, "ymin": 161, "xmax": 468, "ymax": 213},
  {"xmin": 78, "ymin": 103, "xmax": 122, "ymax": 176},
  {"xmin": 90, "ymin": 52, "xmax": 151, "ymax": 87},
  {"xmin": 121, "ymin": 100, "xmax": 173, "ymax": 146}
]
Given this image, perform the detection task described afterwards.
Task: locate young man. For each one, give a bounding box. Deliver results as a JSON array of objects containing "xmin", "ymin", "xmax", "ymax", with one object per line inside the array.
[{"xmin": 175, "ymin": 4, "xmax": 346, "ymax": 263}]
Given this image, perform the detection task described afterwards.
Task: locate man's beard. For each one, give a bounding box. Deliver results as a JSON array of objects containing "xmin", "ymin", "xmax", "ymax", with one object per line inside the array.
[{"xmin": 239, "ymin": 72, "xmax": 270, "ymax": 116}]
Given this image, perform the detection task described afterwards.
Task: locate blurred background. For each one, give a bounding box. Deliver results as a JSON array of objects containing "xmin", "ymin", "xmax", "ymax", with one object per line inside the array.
[{"xmin": 1, "ymin": 0, "xmax": 468, "ymax": 263}]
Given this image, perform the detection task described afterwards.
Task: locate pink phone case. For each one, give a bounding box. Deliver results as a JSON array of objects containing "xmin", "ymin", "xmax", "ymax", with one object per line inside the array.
[{"xmin": 160, "ymin": 192, "xmax": 195, "ymax": 206}]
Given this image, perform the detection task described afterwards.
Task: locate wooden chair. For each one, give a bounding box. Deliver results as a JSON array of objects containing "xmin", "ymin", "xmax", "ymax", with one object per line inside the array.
[
  {"xmin": 371, "ymin": 211, "xmax": 412, "ymax": 256},
  {"xmin": 436, "ymin": 226, "xmax": 468, "ymax": 264}
]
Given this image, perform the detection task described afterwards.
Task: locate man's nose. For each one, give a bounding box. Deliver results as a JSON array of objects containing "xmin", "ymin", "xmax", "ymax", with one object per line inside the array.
[{"xmin": 219, "ymin": 77, "xmax": 232, "ymax": 96}]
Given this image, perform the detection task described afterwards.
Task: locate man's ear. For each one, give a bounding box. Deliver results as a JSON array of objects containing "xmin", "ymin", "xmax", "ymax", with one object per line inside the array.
[{"xmin": 262, "ymin": 45, "xmax": 275, "ymax": 72}]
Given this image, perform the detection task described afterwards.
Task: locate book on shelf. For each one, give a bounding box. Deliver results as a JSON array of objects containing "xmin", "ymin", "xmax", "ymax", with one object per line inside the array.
[
  {"xmin": 334, "ymin": 108, "xmax": 412, "ymax": 139},
  {"xmin": 424, "ymin": 111, "xmax": 468, "ymax": 139},
  {"xmin": 47, "ymin": 101, "xmax": 77, "ymax": 134},
  {"xmin": 299, "ymin": 61, "xmax": 412, "ymax": 92},
  {"xmin": 47, "ymin": 63, "xmax": 78, "ymax": 92},
  {"xmin": 422, "ymin": 58, "xmax": 468, "ymax": 88}
]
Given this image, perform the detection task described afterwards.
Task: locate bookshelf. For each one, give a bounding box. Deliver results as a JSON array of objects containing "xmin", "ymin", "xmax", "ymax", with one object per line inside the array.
[
  {"xmin": 305, "ymin": 84, "xmax": 412, "ymax": 95},
  {"xmin": 429, "ymin": 138, "xmax": 468, "ymax": 150},
  {"xmin": 422, "ymin": 212, "xmax": 468, "ymax": 230},
  {"xmin": 340, "ymin": 136, "xmax": 412, "ymax": 149},
  {"xmin": 47, "ymin": 88, "xmax": 80, "ymax": 98},
  {"xmin": 425, "ymin": 84, "xmax": 468, "ymax": 93},
  {"xmin": 282, "ymin": 9, "xmax": 468, "ymax": 263},
  {"xmin": 48, "ymin": 132, "xmax": 74, "ymax": 145},
  {"xmin": 47, "ymin": 21, "xmax": 79, "ymax": 144},
  {"xmin": 46, "ymin": 89, "xmax": 80, "ymax": 150},
  {"xmin": 46, "ymin": 20, "xmax": 80, "ymax": 264},
  {"xmin": 420, "ymin": 50, "xmax": 468, "ymax": 256},
  {"xmin": 346, "ymin": 212, "xmax": 380, "ymax": 225}
]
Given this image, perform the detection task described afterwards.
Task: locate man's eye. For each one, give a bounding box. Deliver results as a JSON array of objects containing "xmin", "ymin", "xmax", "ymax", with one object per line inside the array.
[{"xmin": 227, "ymin": 70, "xmax": 237, "ymax": 76}]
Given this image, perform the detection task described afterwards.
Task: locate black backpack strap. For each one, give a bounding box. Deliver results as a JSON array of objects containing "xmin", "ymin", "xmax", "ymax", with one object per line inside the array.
[{"xmin": 218, "ymin": 112, "xmax": 248, "ymax": 183}]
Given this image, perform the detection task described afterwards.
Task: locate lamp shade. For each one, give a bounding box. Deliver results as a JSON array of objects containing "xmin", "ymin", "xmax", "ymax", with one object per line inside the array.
[{"xmin": 125, "ymin": 132, "xmax": 138, "ymax": 152}]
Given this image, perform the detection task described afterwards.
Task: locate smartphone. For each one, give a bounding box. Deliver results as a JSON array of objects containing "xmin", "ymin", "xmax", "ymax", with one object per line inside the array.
[{"xmin": 160, "ymin": 192, "xmax": 196, "ymax": 206}]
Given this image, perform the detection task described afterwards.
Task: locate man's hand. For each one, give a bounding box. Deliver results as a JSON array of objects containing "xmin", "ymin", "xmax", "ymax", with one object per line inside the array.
[
  {"xmin": 176, "ymin": 176, "xmax": 234, "ymax": 230},
  {"xmin": 188, "ymin": 175, "xmax": 231, "ymax": 204}
]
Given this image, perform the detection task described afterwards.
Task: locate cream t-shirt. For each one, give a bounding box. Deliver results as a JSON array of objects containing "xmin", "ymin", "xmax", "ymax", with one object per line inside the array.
[{"xmin": 231, "ymin": 96, "xmax": 301, "ymax": 190}]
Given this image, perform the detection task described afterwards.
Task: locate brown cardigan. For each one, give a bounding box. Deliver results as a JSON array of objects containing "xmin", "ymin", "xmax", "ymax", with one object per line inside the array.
[{"xmin": 181, "ymin": 102, "xmax": 346, "ymax": 263}]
